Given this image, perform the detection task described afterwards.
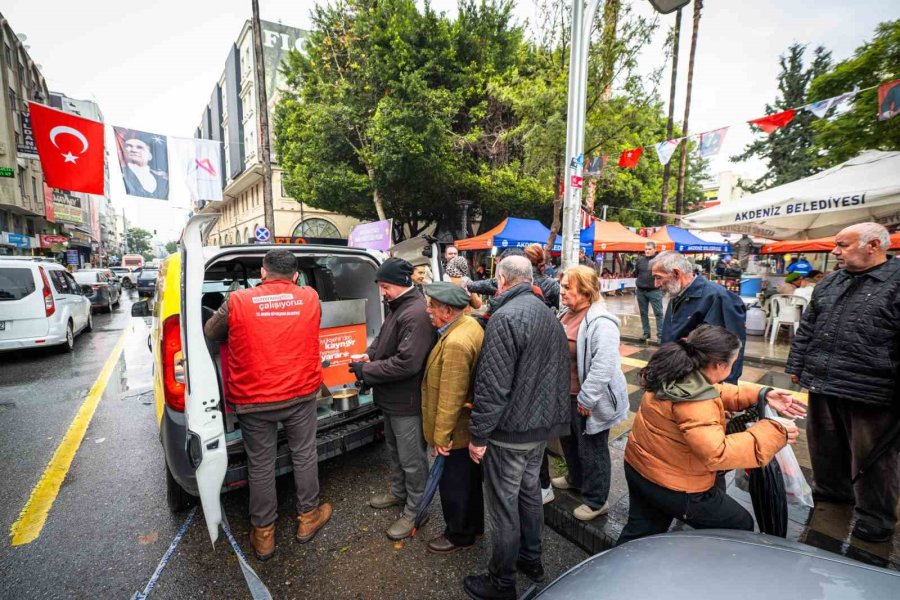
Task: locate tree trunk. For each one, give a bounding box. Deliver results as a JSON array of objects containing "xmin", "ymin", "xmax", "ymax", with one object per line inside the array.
[
  {"xmin": 599, "ymin": 0, "xmax": 621, "ymax": 102},
  {"xmin": 585, "ymin": 178, "xmax": 597, "ymax": 215},
  {"xmin": 546, "ymin": 156, "xmax": 564, "ymax": 252},
  {"xmin": 660, "ymin": 7, "xmax": 682, "ymax": 220},
  {"xmin": 676, "ymin": 0, "xmax": 702, "ymax": 217},
  {"xmin": 366, "ymin": 165, "xmax": 387, "ymax": 221}
]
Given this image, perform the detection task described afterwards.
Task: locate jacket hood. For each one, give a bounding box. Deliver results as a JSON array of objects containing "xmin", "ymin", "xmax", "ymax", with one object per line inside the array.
[
  {"xmin": 586, "ymin": 302, "xmax": 619, "ymax": 327},
  {"xmin": 658, "ymin": 370, "xmax": 719, "ymax": 403}
]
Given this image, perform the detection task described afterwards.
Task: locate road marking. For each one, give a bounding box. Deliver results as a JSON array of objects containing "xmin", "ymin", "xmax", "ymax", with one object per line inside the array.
[{"xmin": 9, "ymin": 329, "xmax": 128, "ymax": 547}]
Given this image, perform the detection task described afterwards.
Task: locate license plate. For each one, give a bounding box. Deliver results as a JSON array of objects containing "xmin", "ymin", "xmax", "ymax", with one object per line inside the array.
[{"xmin": 0, "ymin": 321, "xmax": 6, "ymax": 330}]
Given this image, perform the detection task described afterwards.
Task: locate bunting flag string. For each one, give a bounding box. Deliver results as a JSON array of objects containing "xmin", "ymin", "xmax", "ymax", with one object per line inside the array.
[
  {"xmin": 748, "ymin": 109, "xmax": 796, "ymax": 133},
  {"xmin": 618, "ymin": 146, "xmax": 643, "ymax": 168},
  {"xmin": 698, "ymin": 127, "xmax": 728, "ymax": 157},
  {"xmin": 653, "ymin": 139, "xmax": 681, "ymax": 165}
]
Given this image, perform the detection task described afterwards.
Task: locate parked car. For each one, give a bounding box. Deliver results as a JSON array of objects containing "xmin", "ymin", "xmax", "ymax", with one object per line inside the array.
[
  {"xmin": 110, "ymin": 266, "xmax": 135, "ymax": 289},
  {"xmin": 531, "ymin": 530, "xmax": 900, "ymax": 600},
  {"xmin": 129, "ymin": 215, "xmax": 442, "ymax": 544},
  {"xmin": 135, "ymin": 269, "xmax": 159, "ymax": 297},
  {"xmin": 94, "ymin": 268, "xmax": 123, "ymax": 296},
  {"xmin": 0, "ymin": 258, "xmax": 92, "ymax": 353},
  {"xmin": 73, "ymin": 270, "xmax": 121, "ymax": 312}
]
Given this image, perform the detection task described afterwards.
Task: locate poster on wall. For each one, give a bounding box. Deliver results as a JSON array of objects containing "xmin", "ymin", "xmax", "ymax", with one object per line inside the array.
[
  {"xmin": 113, "ymin": 127, "xmax": 170, "ymax": 199},
  {"xmin": 52, "ymin": 190, "xmax": 84, "ymax": 224}
]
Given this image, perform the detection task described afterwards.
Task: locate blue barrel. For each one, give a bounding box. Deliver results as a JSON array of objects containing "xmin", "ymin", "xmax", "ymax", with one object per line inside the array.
[{"xmin": 739, "ymin": 277, "xmax": 762, "ymax": 297}]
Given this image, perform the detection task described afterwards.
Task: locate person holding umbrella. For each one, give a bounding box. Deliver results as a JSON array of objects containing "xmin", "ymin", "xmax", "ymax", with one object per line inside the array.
[
  {"xmin": 617, "ymin": 325, "xmax": 805, "ymax": 546},
  {"xmin": 418, "ymin": 282, "xmax": 486, "ymax": 554}
]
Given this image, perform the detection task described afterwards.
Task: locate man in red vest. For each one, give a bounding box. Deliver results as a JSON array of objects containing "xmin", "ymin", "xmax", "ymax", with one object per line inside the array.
[{"xmin": 204, "ymin": 249, "xmax": 331, "ymax": 560}]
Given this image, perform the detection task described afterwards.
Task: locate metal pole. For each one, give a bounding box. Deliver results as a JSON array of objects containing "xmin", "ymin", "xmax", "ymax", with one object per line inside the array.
[
  {"xmin": 601, "ymin": 204, "xmax": 608, "ymax": 221},
  {"xmin": 251, "ymin": 0, "xmax": 276, "ymax": 234}
]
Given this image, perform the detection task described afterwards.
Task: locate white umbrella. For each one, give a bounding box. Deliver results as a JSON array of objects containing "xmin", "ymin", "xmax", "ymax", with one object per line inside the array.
[{"xmin": 682, "ymin": 151, "xmax": 900, "ymax": 240}]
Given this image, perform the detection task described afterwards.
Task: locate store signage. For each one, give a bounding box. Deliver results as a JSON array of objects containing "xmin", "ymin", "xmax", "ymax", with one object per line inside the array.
[
  {"xmin": 52, "ymin": 190, "xmax": 84, "ymax": 224},
  {"xmin": 0, "ymin": 167, "xmax": 14, "ymax": 178},
  {"xmin": 16, "ymin": 111, "xmax": 39, "ymax": 159},
  {"xmin": 65, "ymin": 249, "xmax": 80, "ymax": 266},
  {"xmin": 3, "ymin": 232, "xmax": 32, "ymax": 248},
  {"xmin": 41, "ymin": 234, "xmax": 68, "ymax": 249}
]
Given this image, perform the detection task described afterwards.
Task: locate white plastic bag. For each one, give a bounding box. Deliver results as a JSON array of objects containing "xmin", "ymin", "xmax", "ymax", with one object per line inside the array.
[{"xmin": 764, "ymin": 406, "xmax": 814, "ymax": 508}]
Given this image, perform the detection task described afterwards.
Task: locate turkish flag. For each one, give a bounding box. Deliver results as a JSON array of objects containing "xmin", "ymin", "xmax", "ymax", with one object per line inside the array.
[
  {"xmin": 748, "ymin": 109, "xmax": 796, "ymax": 134},
  {"xmin": 618, "ymin": 146, "xmax": 643, "ymax": 168},
  {"xmin": 29, "ymin": 102, "xmax": 105, "ymax": 195}
]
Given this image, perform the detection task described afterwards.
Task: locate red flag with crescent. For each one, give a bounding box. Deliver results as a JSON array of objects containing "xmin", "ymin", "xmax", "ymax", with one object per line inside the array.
[{"xmin": 29, "ymin": 102, "xmax": 105, "ymax": 195}]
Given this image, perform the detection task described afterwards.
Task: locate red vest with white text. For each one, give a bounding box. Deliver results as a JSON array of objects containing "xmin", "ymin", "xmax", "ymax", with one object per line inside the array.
[{"xmin": 226, "ymin": 279, "xmax": 322, "ymax": 405}]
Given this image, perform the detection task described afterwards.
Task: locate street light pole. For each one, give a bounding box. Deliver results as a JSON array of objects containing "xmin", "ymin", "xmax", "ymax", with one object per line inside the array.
[{"xmin": 251, "ymin": 0, "xmax": 276, "ymax": 234}]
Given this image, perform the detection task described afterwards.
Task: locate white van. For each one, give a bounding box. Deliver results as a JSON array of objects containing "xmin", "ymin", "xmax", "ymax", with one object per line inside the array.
[{"xmin": 0, "ymin": 257, "xmax": 93, "ymax": 352}]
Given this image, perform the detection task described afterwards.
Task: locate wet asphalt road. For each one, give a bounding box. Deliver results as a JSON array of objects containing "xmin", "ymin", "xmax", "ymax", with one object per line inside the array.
[{"xmin": 0, "ymin": 292, "xmax": 587, "ymax": 599}]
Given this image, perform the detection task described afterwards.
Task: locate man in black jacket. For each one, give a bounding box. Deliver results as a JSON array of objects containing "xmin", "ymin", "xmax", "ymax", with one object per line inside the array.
[
  {"xmin": 463, "ymin": 256, "xmax": 569, "ymax": 600},
  {"xmin": 786, "ymin": 223, "xmax": 900, "ymax": 544},
  {"xmin": 634, "ymin": 241, "xmax": 663, "ymax": 341},
  {"xmin": 349, "ymin": 258, "xmax": 437, "ymax": 540}
]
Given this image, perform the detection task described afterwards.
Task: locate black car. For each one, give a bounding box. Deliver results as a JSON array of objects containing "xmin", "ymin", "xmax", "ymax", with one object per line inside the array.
[
  {"xmin": 135, "ymin": 269, "xmax": 159, "ymax": 297},
  {"xmin": 73, "ymin": 270, "xmax": 121, "ymax": 312}
]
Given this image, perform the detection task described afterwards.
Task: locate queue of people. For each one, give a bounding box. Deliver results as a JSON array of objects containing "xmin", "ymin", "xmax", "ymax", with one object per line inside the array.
[{"xmin": 205, "ymin": 221, "xmax": 898, "ymax": 599}]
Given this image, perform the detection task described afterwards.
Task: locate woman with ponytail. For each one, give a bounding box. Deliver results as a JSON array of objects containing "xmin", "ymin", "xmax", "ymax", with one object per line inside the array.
[{"xmin": 617, "ymin": 325, "xmax": 806, "ymax": 545}]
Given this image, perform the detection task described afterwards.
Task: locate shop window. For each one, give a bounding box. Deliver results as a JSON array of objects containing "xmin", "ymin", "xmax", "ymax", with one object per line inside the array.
[{"xmin": 292, "ymin": 218, "xmax": 341, "ymax": 239}]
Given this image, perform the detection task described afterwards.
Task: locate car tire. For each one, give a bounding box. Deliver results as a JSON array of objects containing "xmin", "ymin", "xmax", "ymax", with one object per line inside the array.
[
  {"xmin": 166, "ymin": 463, "xmax": 196, "ymax": 513},
  {"xmin": 85, "ymin": 311, "xmax": 93, "ymax": 333},
  {"xmin": 58, "ymin": 321, "xmax": 75, "ymax": 353},
  {"xmin": 105, "ymin": 295, "xmax": 113, "ymax": 313}
]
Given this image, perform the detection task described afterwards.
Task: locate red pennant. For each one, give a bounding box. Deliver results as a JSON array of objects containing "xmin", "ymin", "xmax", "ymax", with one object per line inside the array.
[
  {"xmin": 29, "ymin": 102, "xmax": 105, "ymax": 195},
  {"xmin": 618, "ymin": 146, "xmax": 643, "ymax": 168},
  {"xmin": 748, "ymin": 109, "xmax": 796, "ymax": 134}
]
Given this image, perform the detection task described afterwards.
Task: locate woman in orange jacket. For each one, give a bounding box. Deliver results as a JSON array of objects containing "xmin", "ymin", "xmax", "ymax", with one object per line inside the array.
[{"xmin": 617, "ymin": 325, "xmax": 806, "ymax": 545}]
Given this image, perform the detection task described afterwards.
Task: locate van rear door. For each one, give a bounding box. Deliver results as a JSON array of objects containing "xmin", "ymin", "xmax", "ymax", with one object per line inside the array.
[
  {"xmin": 0, "ymin": 265, "xmax": 47, "ymax": 340},
  {"xmin": 181, "ymin": 215, "xmax": 228, "ymax": 544}
]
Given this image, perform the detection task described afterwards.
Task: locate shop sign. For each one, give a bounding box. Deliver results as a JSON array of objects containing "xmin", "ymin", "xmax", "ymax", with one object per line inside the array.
[
  {"xmin": 0, "ymin": 167, "xmax": 14, "ymax": 178},
  {"xmin": 41, "ymin": 234, "xmax": 69, "ymax": 249},
  {"xmin": 2, "ymin": 232, "xmax": 32, "ymax": 248},
  {"xmin": 52, "ymin": 190, "xmax": 84, "ymax": 224}
]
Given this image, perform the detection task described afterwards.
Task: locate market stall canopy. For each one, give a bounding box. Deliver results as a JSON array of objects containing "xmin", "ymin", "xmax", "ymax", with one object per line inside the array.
[
  {"xmin": 456, "ymin": 217, "xmax": 590, "ymax": 252},
  {"xmin": 581, "ymin": 220, "xmax": 652, "ymax": 253},
  {"xmin": 681, "ymin": 151, "xmax": 900, "ymax": 240},
  {"xmin": 649, "ymin": 225, "xmax": 731, "ymax": 253},
  {"xmin": 760, "ymin": 232, "xmax": 900, "ymax": 254}
]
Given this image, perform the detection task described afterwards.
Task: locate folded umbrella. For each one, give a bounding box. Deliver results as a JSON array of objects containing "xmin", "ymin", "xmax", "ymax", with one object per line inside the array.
[{"xmin": 411, "ymin": 453, "xmax": 445, "ymax": 537}]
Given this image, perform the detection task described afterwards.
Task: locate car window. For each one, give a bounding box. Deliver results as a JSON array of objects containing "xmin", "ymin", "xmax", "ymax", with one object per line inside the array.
[
  {"xmin": 0, "ymin": 267, "xmax": 37, "ymax": 301},
  {"xmin": 73, "ymin": 272, "xmax": 98, "ymax": 284},
  {"xmin": 63, "ymin": 272, "xmax": 81, "ymax": 295},
  {"xmin": 49, "ymin": 270, "xmax": 71, "ymax": 294},
  {"xmin": 138, "ymin": 271, "xmax": 158, "ymax": 282}
]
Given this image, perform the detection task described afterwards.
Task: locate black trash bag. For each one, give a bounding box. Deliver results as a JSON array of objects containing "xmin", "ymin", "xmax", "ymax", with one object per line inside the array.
[{"xmin": 726, "ymin": 389, "xmax": 788, "ymax": 538}]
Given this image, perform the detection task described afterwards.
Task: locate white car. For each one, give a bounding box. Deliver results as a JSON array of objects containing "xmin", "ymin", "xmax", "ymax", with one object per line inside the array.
[
  {"xmin": 0, "ymin": 258, "xmax": 93, "ymax": 352},
  {"xmin": 110, "ymin": 266, "xmax": 136, "ymax": 288}
]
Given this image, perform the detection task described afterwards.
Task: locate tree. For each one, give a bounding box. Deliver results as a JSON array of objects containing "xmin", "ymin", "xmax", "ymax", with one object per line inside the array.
[
  {"xmin": 126, "ymin": 228, "xmax": 153, "ymax": 257},
  {"xmin": 164, "ymin": 241, "xmax": 178, "ymax": 255},
  {"xmin": 732, "ymin": 43, "xmax": 832, "ymax": 191},
  {"xmin": 808, "ymin": 20, "xmax": 900, "ymax": 168},
  {"xmin": 660, "ymin": 7, "xmax": 682, "ymax": 215},
  {"xmin": 674, "ymin": 0, "xmax": 702, "ymax": 215}
]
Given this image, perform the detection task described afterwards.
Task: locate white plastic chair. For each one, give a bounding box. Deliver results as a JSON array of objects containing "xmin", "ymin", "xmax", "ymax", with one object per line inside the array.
[{"xmin": 764, "ymin": 294, "xmax": 806, "ymax": 344}]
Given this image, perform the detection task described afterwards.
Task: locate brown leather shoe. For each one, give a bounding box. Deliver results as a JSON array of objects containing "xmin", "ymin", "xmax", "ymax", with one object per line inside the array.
[
  {"xmin": 427, "ymin": 534, "xmax": 473, "ymax": 554},
  {"xmin": 296, "ymin": 502, "xmax": 333, "ymax": 544},
  {"xmin": 250, "ymin": 523, "xmax": 275, "ymax": 561}
]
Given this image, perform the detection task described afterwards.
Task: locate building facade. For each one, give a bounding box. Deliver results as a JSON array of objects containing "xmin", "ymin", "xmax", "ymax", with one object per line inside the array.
[
  {"xmin": 195, "ymin": 19, "xmax": 357, "ymax": 246},
  {"xmin": 0, "ymin": 13, "xmax": 51, "ymax": 256}
]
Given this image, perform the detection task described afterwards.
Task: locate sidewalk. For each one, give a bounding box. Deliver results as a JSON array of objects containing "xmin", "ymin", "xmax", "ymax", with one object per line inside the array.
[{"xmin": 543, "ymin": 340, "xmax": 900, "ymax": 571}]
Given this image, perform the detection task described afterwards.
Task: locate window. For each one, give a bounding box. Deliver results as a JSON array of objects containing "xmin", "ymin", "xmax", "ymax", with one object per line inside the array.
[
  {"xmin": 0, "ymin": 267, "xmax": 36, "ymax": 300},
  {"xmin": 292, "ymin": 218, "xmax": 341, "ymax": 239},
  {"xmin": 4, "ymin": 44, "xmax": 10, "ymax": 65},
  {"xmin": 63, "ymin": 272, "xmax": 80, "ymax": 293},
  {"xmin": 17, "ymin": 167, "xmax": 26, "ymax": 200},
  {"xmin": 31, "ymin": 177, "xmax": 37, "ymax": 201},
  {"xmin": 50, "ymin": 270, "xmax": 71, "ymax": 294},
  {"xmin": 26, "ymin": 219, "xmax": 35, "ymax": 236},
  {"xmin": 9, "ymin": 87, "xmax": 17, "ymax": 111}
]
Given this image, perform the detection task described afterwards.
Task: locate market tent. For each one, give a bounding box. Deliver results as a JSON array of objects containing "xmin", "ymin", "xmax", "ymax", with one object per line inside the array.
[
  {"xmin": 456, "ymin": 217, "xmax": 590, "ymax": 252},
  {"xmin": 649, "ymin": 225, "xmax": 731, "ymax": 253},
  {"xmin": 681, "ymin": 150, "xmax": 900, "ymax": 240},
  {"xmin": 760, "ymin": 232, "xmax": 900, "ymax": 254},
  {"xmin": 580, "ymin": 220, "xmax": 650, "ymax": 253}
]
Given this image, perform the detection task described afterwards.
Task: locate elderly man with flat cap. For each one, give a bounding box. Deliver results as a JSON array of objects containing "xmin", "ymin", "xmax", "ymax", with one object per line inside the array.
[
  {"xmin": 349, "ymin": 257, "xmax": 437, "ymax": 540},
  {"xmin": 420, "ymin": 282, "xmax": 486, "ymax": 554}
]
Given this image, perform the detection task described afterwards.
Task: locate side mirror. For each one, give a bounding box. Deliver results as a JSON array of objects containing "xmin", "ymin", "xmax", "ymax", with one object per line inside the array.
[
  {"xmin": 80, "ymin": 284, "xmax": 92, "ymax": 295},
  {"xmin": 131, "ymin": 300, "xmax": 151, "ymax": 318}
]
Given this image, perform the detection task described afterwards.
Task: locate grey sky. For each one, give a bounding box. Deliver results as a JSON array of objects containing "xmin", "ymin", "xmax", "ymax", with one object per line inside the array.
[{"xmin": 5, "ymin": 1, "xmax": 895, "ymax": 241}]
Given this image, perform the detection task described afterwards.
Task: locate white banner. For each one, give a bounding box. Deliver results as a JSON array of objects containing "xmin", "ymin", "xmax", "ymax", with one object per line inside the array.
[{"xmin": 168, "ymin": 137, "xmax": 224, "ymax": 203}]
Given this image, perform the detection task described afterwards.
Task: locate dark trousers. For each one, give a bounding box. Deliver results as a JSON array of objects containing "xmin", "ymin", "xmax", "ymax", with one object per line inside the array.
[
  {"xmin": 617, "ymin": 463, "xmax": 753, "ymax": 546},
  {"xmin": 636, "ymin": 287, "xmax": 663, "ymax": 338},
  {"xmin": 239, "ymin": 399, "xmax": 319, "ymax": 528},
  {"xmin": 439, "ymin": 448, "xmax": 484, "ymax": 546},
  {"xmin": 484, "ymin": 442, "xmax": 545, "ymax": 590},
  {"xmin": 559, "ymin": 403, "xmax": 611, "ymax": 509},
  {"xmin": 807, "ymin": 393, "xmax": 900, "ymax": 530},
  {"xmin": 539, "ymin": 452, "xmax": 550, "ymax": 489}
]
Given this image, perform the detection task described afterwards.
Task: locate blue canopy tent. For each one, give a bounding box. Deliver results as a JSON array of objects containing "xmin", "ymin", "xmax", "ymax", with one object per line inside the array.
[
  {"xmin": 456, "ymin": 217, "xmax": 591, "ymax": 253},
  {"xmin": 650, "ymin": 226, "xmax": 731, "ymax": 253}
]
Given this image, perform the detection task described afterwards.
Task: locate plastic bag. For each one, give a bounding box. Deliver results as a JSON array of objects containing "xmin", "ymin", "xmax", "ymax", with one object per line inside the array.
[{"xmin": 763, "ymin": 406, "xmax": 814, "ymax": 508}]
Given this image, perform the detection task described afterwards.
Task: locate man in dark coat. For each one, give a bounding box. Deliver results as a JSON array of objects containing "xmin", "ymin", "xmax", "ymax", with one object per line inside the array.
[
  {"xmin": 633, "ymin": 241, "xmax": 663, "ymax": 341},
  {"xmin": 463, "ymin": 256, "xmax": 570, "ymax": 600},
  {"xmin": 652, "ymin": 251, "xmax": 747, "ymax": 383},
  {"xmin": 786, "ymin": 223, "xmax": 900, "ymax": 543},
  {"xmin": 349, "ymin": 258, "xmax": 436, "ymax": 540}
]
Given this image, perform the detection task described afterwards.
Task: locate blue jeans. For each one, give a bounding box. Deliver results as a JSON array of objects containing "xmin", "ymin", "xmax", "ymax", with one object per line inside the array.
[{"xmin": 636, "ymin": 288, "xmax": 663, "ymax": 338}]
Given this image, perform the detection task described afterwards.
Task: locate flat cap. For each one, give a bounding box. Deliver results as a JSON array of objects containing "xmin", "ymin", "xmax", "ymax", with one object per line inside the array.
[
  {"xmin": 784, "ymin": 272, "xmax": 801, "ymax": 284},
  {"xmin": 424, "ymin": 282, "xmax": 470, "ymax": 309}
]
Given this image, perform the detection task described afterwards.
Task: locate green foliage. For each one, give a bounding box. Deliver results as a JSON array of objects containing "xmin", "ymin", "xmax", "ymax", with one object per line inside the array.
[
  {"xmin": 164, "ymin": 241, "xmax": 178, "ymax": 255},
  {"xmin": 732, "ymin": 43, "xmax": 832, "ymax": 191},
  {"xmin": 126, "ymin": 228, "xmax": 153, "ymax": 257},
  {"xmin": 808, "ymin": 20, "xmax": 900, "ymax": 167}
]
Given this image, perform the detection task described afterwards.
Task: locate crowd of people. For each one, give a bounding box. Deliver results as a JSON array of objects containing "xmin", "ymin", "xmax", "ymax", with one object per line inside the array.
[{"xmin": 203, "ymin": 221, "xmax": 898, "ymax": 600}]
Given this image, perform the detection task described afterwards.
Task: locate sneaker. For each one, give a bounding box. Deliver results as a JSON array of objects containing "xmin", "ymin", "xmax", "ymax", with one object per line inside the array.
[
  {"xmin": 851, "ymin": 520, "xmax": 893, "ymax": 543},
  {"xmin": 463, "ymin": 573, "xmax": 516, "ymax": 600},
  {"xmin": 573, "ymin": 502, "xmax": 609, "ymax": 521},
  {"xmin": 369, "ymin": 493, "xmax": 405, "ymax": 509},
  {"xmin": 541, "ymin": 486, "xmax": 555, "ymax": 505},
  {"xmin": 515, "ymin": 558, "xmax": 545, "ymax": 583},
  {"xmin": 641, "ymin": 333, "xmax": 650, "ymax": 341},
  {"xmin": 387, "ymin": 514, "xmax": 425, "ymax": 540},
  {"xmin": 551, "ymin": 476, "xmax": 577, "ymax": 491}
]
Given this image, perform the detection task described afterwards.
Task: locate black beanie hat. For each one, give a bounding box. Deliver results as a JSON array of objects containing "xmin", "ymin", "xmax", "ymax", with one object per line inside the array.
[{"xmin": 375, "ymin": 257, "xmax": 414, "ymax": 287}]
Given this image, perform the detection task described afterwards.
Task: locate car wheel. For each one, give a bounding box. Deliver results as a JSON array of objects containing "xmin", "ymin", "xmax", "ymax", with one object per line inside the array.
[
  {"xmin": 85, "ymin": 311, "xmax": 93, "ymax": 332},
  {"xmin": 106, "ymin": 295, "xmax": 113, "ymax": 313},
  {"xmin": 58, "ymin": 321, "xmax": 75, "ymax": 353},
  {"xmin": 166, "ymin": 463, "xmax": 196, "ymax": 512}
]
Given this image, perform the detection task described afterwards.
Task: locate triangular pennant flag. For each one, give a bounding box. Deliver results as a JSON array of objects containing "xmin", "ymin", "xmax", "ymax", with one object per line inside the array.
[
  {"xmin": 829, "ymin": 91, "xmax": 856, "ymax": 118},
  {"xmin": 618, "ymin": 146, "xmax": 643, "ymax": 168},
  {"xmin": 585, "ymin": 155, "xmax": 606, "ymax": 176},
  {"xmin": 748, "ymin": 109, "xmax": 796, "ymax": 134},
  {"xmin": 653, "ymin": 139, "xmax": 681, "ymax": 165},
  {"xmin": 804, "ymin": 98, "xmax": 834, "ymax": 118},
  {"xmin": 878, "ymin": 79, "xmax": 900, "ymax": 121},
  {"xmin": 698, "ymin": 128, "xmax": 728, "ymax": 157}
]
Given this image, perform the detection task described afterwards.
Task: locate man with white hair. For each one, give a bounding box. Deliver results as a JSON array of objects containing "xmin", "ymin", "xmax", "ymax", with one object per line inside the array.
[
  {"xmin": 786, "ymin": 222, "xmax": 900, "ymax": 544},
  {"xmin": 463, "ymin": 255, "xmax": 570, "ymax": 600},
  {"xmin": 651, "ymin": 250, "xmax": 747, "ymax": 383}
]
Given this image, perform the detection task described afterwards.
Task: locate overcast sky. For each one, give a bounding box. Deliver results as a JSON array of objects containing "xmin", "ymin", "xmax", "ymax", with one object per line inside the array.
[{"xmin": 4, "ymin": 0, "xmax": 894, "ymax": 241}]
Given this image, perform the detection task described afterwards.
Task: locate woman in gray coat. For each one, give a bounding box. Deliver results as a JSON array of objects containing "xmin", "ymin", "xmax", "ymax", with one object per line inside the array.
[{"xmin": 552, "ymin": 265, "xmax": 630, "ymax": 520}]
